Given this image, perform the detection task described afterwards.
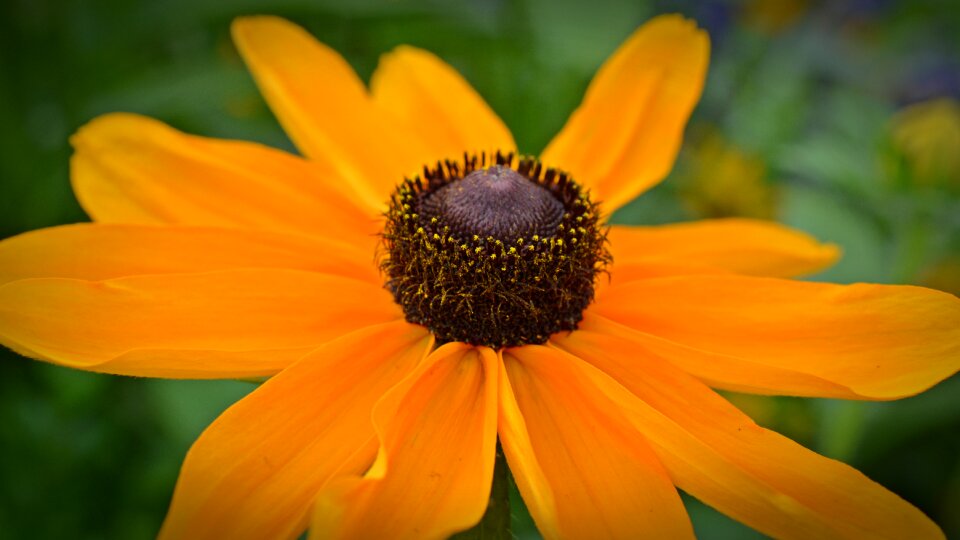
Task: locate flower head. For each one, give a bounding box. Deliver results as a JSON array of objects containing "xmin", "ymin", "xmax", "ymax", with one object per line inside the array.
[
  {"xmin": 381, "ymin": 154, "xmax": 609, "ymax": 347},
  {"xmin": 677, "ymin": 128, "xmax": 779, "ymax": 220},
  {"xmin": 890, "ymin": 97, "xmax": 960, "ymax": 189},
  {"xmin": 1, "ymin": 13, "xmax": 958, "ymax": 540}
]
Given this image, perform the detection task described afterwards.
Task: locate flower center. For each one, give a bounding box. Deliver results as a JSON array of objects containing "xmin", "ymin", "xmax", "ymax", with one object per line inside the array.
[
  {"xmin": 381, "ymin": 152, "xmax": 609, "ymax": 348},
  {"xmin": 419, "ymin": 165, "xmax": 564, "ymax": 240}
]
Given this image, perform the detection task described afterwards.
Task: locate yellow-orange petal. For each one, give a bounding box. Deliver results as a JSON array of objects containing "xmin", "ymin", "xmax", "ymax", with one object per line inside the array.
[
  {"xmin": 595, "ymin": 261, "xmax": 731, "ymax": 298},
  {"xmin": 71, "ymin": 113, "xmax": 381, "ymax": 242},
  {"xmin": 0, "ymin": 269, "xmax": 401, "ymax": 378},
  {"xmin": 552, "ymin": 326, "xmax": 945, "ymax": 539},
  {"xmin": 591, "ymin": 275, "xmax": 960, "ymax": 399},
  {"xmin": 231, "ymin": 16, "xmax": 433, "ymax": 205},
  {"xmin": 371, "ymin": 45, "xmax": 516, "ymax": 160},
  {"xmin": 606, "ymin": 219, "xmax": 840, "ymax": 280},
  {"xmin": 580, "ymin": 313, "xmax": 853, "ymax": 398},
  {"xmin": 158, "ymin": 320, "xmax": 432, "ymax": 540},
  {"xmin": 499, "ymin": 345, "xmax": 694, "ymax": 540},
  {"xmin": 311, "ymin": 343, "xmax": 498, "ymax": 540},
  {"xmin": 0, "ymin": 223, "xmax": 379, "ymax": 285},
  {"xmin": 540, "ymin": 15, "xmax": 709, "ymax": 211}
]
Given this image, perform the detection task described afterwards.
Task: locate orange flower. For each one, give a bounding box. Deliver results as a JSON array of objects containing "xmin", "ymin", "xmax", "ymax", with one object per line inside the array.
[{"xmin": 1, "ymin": 14, "xmax": 958, "ymax": 540}]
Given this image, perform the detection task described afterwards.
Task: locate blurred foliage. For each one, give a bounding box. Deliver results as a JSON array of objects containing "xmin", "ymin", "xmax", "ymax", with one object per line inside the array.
[{"xmin": 1, "ymin": 0, "xmax": 958, "ymax": 538}]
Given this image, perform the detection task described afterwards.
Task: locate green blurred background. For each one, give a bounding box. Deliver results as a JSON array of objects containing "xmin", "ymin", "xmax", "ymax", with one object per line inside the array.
[{"xmin": 1, "ymin": 0, "xmax": 959, "ymax": 538}]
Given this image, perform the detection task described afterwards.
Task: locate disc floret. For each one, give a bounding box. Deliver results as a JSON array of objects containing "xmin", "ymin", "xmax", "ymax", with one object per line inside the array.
[{"xmin": 381, "ymin": 152, "xmax": 609, "ymax": 348}]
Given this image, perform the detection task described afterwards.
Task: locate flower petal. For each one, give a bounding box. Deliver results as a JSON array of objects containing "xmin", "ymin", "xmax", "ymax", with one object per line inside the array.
[
  {"xmin": 499, "ymin": 345, "xmax": 694, "ymax": 540},
  {"xmin": 158, "ymin": 320, "xmax": 432, "ymax": 540},
  {"xmin": 606, "ymin": 219, "xmax": 840, "ymax": 280},
  {"xmin": 231, "ymin": 16, "xmax": 433, "ymax": 205},
  {"xmin": 540, "ymin": 15, "xmax": 709, "ymax": 211},
  {"xmin": 595, "ymin": 261, "xmax": 730, "ymax": 298},
  {"xmin": 0, "ymin": 223, "xmax": 379, "ymax": 285},
  {"xmin": 552, "ymin": 325, "xmax": 945, "ymax": 539},
  {"xmin": 0, "ymin": 269, "xmax": 401, "ymax": 378},
  {"xmin": 591, "ymin": 275, "xmax": 960, "ymax": 399},
  {"xmin": 311, "ymin": 343, "xmax": 498, "ymax": 540},
  {"xmin": 71, "ymin": 113, "xmax": 380, "ymax": 241},
  {"xmin": 371, "ymin": 45, "xmax": 516, "ymax": 160},
  {"xmin": 581, "ymin": 313, "xmax": 853, "ymax": 398}
]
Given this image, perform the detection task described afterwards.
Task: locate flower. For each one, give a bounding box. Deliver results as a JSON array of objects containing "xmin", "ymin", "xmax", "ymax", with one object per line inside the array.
[
  {"xmin": 676, "ymin": 127, "xmax": 779, "ymax": 220},
  {"xmin": 890, "ymin": 97, "xmax": 960, "ymax": 190},
  {"xmin": 1, "ymin": 13, "xmax": 958, "ymax": 540}
]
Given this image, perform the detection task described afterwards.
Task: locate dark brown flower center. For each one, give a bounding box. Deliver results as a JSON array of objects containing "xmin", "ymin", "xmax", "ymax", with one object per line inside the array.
[
  {"xmin": 419, "ymin": 165, "xmax": 564, "ymax": 241},
  {"xmin": 380, "ymin": 152, "xmax": 609, "ymax": 349}
]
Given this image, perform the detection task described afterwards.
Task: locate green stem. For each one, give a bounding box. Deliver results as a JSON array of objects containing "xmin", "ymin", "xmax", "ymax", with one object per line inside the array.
[{"xmin": 453, "ymin": 441, "xmax": 511, "ymax": 540}]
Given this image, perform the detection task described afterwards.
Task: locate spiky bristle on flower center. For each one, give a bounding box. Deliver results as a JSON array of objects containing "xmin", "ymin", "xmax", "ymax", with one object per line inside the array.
[{"xmin": 380, "ymin": 152, "xmax": 610, "ymax": 348}]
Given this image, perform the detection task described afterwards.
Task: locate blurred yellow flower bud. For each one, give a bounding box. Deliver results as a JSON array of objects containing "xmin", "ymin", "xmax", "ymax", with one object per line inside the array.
[
  {"xmin": 679, "ymin": 129, "xmax": 779, "ymax": 220},
  {"xmin": 890, "ymin": 98, "xmax": 960, "ymax": 188}
]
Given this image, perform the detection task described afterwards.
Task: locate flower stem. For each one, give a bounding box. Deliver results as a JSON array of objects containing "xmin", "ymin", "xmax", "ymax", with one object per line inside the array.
[{"xmin": 453, "ymin": 440, "xmax": 511, "ymax": 539}]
